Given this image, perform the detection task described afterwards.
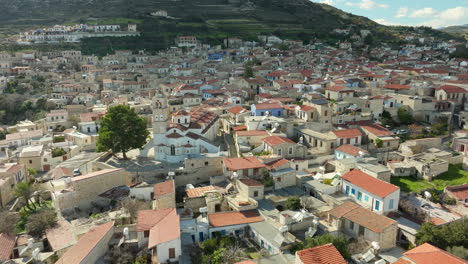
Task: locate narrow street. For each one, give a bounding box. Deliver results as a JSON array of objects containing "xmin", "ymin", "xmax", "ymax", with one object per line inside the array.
[{"xmin": 224, "ymin": 132, "xmax": 239, "ymax": 158}]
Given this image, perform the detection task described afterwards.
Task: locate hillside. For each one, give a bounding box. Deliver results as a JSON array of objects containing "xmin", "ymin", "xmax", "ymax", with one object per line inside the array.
[
  {"xmin": 0, "ymin": 0, "xmax": 458, "ymax": 55},
  {"xmin": 441, "ymin": 24, "xmax": 468, "ymax": 35}
]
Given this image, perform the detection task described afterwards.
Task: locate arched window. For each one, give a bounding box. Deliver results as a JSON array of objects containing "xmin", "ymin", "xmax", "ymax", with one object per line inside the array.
[{"xmin": 170, "ymin": 145, "xmax": 176, "ymax": 156}]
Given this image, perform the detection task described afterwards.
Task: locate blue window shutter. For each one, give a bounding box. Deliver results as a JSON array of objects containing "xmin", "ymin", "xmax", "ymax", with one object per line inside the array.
[{"xmin": 375, "ymin": 200, "xmax": 380, "ymax": 210}]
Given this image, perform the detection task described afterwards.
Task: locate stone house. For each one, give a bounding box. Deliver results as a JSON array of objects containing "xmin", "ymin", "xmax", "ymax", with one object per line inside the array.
[
  {"xmin": 262, "ymin": 136, "xmax": 307, "ymax": 159},
  {"xmin": 325, "ymin": 202, "xmax": 398, "ymax": 249},
  {"xmin": 152, "ymin": 180, "xmax": 176, "ymax": 210}
]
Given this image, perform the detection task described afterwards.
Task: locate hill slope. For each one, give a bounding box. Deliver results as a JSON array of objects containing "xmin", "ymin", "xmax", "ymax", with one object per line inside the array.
[{"xmin": 0, "ymin": 0, "xmax": 457, "ymax": 55}]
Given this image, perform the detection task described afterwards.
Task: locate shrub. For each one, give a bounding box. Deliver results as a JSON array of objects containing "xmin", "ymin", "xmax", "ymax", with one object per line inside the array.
[{"xmin": 286, "ymin": 196, "xmax": 301, "ymax": 211}]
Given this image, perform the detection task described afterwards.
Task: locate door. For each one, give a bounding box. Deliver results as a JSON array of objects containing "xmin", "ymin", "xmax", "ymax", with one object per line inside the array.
[{"xmin": 199, "ymin": 232, "xmax": 204, "ymax": 242}]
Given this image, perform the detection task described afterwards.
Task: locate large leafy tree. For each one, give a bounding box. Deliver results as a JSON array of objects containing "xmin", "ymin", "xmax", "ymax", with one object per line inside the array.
[
  {"xmin": 14, "ymin": 182, "xmax": 35, "ymax": 211},
  {"xmin": 97, "ymin": 105, "xmax": 149, "ymax": 159}
]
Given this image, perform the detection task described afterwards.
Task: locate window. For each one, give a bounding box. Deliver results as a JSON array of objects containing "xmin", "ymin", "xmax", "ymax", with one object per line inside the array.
[
  {"xmin": 350, "ymin": 221, "xmax": 354, "ymax": 230},
  {"xmin": 295, "ymin": 165, "xmax": 299, "ymax": 171},
  {"xmin": 205, "ymin": 161, "xmax": 209, "ymax": 166},
  {"xmin": 277, "ymin": 177, "xmax": 281, "ymax": 182},
  {"xmin": 169, "ymin": 248, "xmax": 176, "ymax": 259},
  {"xmin": 359, "ymin": 225, "xmax": 365, "ymax": 236},
  {"xmin": 44, "ymin": 158, "xmax": 47, "ymax": 162},
  {"xmin": 277, "ymin": 149, "xmax": 282, "ymax": 156},
  {"xmin": 144, "ymin": 231, "xmax": 149, "ymax": 238},
  {"xmin": 288, "ymin": 147, "xmax": 293, "ymax": 155},
  {"xmin": 389, "ymin": 199, "xmax": 394, "ymax": 209},
  {"xmin": 364, "ymin": 195, "xmax": 369, "ymax": 202},
  {"xmin": 351, "ymin": 188, "xmax": 355, "ymax": 195},
  {"xmin": 253, "ymin": 191, "xmax": 258, "ymax": 197},
  {"xmin": 357, "ymin": 191, "xmax": 362, "ymax": 201},
  {"xmin": 29, "ymin": 160, "xmax": 32, "ymax": 164},
  {"xmin": 170, "ymin": 145, "xmax": 176, "ymax": 156},
  {"xmin": 375, "ymin": 200, "xmax": 380, "ymax": 211},
  {"xmin": 345, "ymin": 186, "xmax": 350, "ymax": 195}
]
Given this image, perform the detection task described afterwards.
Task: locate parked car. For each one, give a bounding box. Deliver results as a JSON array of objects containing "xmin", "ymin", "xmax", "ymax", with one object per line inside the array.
[{"xmin": 73, "ymin": 168, "xmax": 81, "ymax": 176}]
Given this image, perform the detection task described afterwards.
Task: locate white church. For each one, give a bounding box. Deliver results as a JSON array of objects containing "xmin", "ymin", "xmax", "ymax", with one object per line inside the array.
[{"xmin": 150, "ymin": 92, "xmax": 221, "ymax": 163}]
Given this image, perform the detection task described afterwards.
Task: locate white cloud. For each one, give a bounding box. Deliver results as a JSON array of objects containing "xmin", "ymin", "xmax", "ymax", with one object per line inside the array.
[
  {"xmin": 419, "ymin": 7, "xmax": 468, "ymax": 28},
  {"xmin": 395, "ymin": 7, "xmax": 408, "ymax": 18},
  {"xmin": 374, "ymin": 18, "xmax": 407, "ymax": 26},
  {"xmin": 410, "ymin": 7, "xmax": 437, "ymax": 18},
  {"xmin": 320, "ymin": 0, "xmax": 333, "ymax": 5},
  {"xmin": 345, "ymin": 0, "xmax": 388, "ymax": 10}
]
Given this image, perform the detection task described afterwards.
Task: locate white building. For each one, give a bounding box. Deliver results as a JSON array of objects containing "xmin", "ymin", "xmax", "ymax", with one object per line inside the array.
[
  {"xmin": 341, "ymin": 169, "xmax": 400, "ymax": 215},
  {"xmin": 151, "ymin": 93, "xmax": 220, "ymax": 163}
]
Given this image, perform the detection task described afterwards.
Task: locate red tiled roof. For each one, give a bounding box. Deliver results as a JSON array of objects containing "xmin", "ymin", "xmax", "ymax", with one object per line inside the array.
[
  {"xmin": 208, "ymin": 210, "xmax": 264, "ymax": 227},
  {"xmin": 265, "ymin": 158, "xmax": 289, "ymax": 169},
  {"xmin": 136, "ymin": 209, "xmax": 175, "ymax": 232},
  {"xmin": 402, "ymin": 243, "xmax": 466, "ymax": 264},
  {"xmin": 0, "ymin": 233, "xmax": 15, "ymax": 261},
  {"xmin": 254, "ymin": 103, "xmax": 282, "ymax": 110},
  {"xmin": 228, "ymin": 106, "xmax": 248, "ymax": 114},
  {"xmin": 360, "ymin": 124, "xmax": 395, "ymax": 137},
  {"xmin": 296, "ymin": 243, "xmax": 346, "ymax": 264},
  {"xmin": 232, "ymin": 125, "xmax": 247, "ymax": 131},
  {"xmin": 445, "ymin": 184, "xmax": 468, "ymax": 200},
  {"xmin": 332, "ymin": 128, "xmax": 362, "ymax": 138},
  {"xmin": 186, "ymin": 185, "xmax": 225, "ymax": 198},
  {"xmin": 148, "ymin": 209, "xmax": 180, "ymax": 249},
  {"xmin": 342, "ymin": 169, "xmax": 399, "ymax": 198},
  {"xmin": 56, "ymin": 221, "xmax": 114, "ymax": 264},
  {"xmin": 384, "ymin": 84, "xmax": 411, "ymax": 90},
  {"xmin": 153, "ymin": 180, "xmax": 174, "ymax": 198},
  {"xmin": 300, "ymin": 105, "xmax": 315, "ymax": 111},
  {"xmin": 239, "ymin": 178, "xmax": 263, "ymax": 187},
  {"xmin": 335, "ymin": 144, "xmax": 368, "ymax": 157},
  {"xmin": 236, "ymin": 130, "xmax": 269, "ymax": 137},
  {"xmin": 436, "ymin": 85, "xmax": 466, "ymax": 93},
  {"xmin": 263, "ymin": 136, "xmax": 295, "ymax": 146},
  {"xmin": 223, "ymin": 157, "xmax": 266, "ymax": 171},
  {"xmin": 327, "ymin": 85, "xmax": 348, "ymax": 91}
]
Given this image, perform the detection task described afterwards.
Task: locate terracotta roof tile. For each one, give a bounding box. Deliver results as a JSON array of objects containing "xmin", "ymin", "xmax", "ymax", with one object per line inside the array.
[
  {"xmin": 445, "ymin": 184, "xmax": 468, "ymax": 200},
  {"xmin": 0, "ymin": 233, "xmax": 15, "ymax": 261},
  {"xmin": 360, "ymin": 124, "xmax": 395, "ymax": 137},
  {"xmin": 342, "ymin": 169, "xmax": 399, "ymax": 198},
  {"xmin": 136, "ymin": 209, "xmax": 175, "ymax": 232},
  {"xmin": 403, "ymin": 243, "xmax": 466, "ymax": 264},
  {"xmin": 186, "ymin": 185, "xmax": 225, "ymax": 198},
  {"xmin": 296, "ymin": 243, "xmax": 346, "ymax": 264},
  {"xmin": 263, "ymin": 136, "xmax": 295, "ymax": 146},
  {"xmin": 335, "ymin": 144, "xmax": 367, "ymax": 157},
  {"xmin": 148, "ymin": 209, "xmax": 180, "ymax": 249},
  {"xmin": 56, "ymin": 221, "xmax": 114, "ymax": 264},
  {"xmin": 254, "ymin": 103, "xmax": 282, "ymax": 110},
  {"xmin": 332, "ymin": 129, "xmax": 363, "ymax": 138},
  {"xmin": 223, "ymin": 157, "xmax": 266, "ymax": 171},
  {"xmin": 436, "ymin": 85, "xmax": 466, "ymax": 93},
  {"xmin": 153, "ymin": 180, "xmax": 175, "ymax": 198},
  {"xmin": 338, "ymin": 204, "xmax": 397, "ymax": 233},
  {"xmin": 227, "ymin": 106, "xmax": 248, "ymax": 114},
  {"xmin": 208, "ymin": 210, "xmax": 264, "ymax": 227}
]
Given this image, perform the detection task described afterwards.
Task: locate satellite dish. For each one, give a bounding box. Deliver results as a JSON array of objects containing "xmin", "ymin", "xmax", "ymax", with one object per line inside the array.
[
  {"xmin": 424, "ymin": 191, "xmax": 431, "ymax": 200},
  {"xmin": 371, "ymin": 241, "xmax": 380, "ymax": 250},
  {"xmin": 319, "ymin": 166, "xmax": 325, "ymax": 172},
  {"xmin": 123, "ymin": 227, "xmax": 129, "ymax": 239}
]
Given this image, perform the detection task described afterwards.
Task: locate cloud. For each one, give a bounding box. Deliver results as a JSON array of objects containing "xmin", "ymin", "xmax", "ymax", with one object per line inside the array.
[
  {"xmin": 374, "ymin": 18, "xmax": 407, "ymax": 26},
  {"xmin": 419, "ymin": 7, "xmax": 468, "ymax": 28},
  {"xmin": 395, "ymin": 7, "xmax": 408, "ymax": 18},
  {"xmin": 310, "ymin": 0, "xmax": 334, "ymax": 5},
  {"xmin": 410, "ymin": 7, "xmax": 437, "ymax": 18},
  {"xmin": 345, "ymin": 0, "xmax": 388, "ymax": 10}
]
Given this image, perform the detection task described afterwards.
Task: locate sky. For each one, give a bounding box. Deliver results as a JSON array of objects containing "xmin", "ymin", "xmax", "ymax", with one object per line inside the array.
[{"xmin": 311, "ymin": 0, "xmax": 468, "ymax": 28}]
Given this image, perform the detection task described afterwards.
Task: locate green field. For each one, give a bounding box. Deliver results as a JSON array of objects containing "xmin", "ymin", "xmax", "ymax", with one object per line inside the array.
[{"xmin": 391, "ymin": 164, "xmax": 468, "ymax": 193}]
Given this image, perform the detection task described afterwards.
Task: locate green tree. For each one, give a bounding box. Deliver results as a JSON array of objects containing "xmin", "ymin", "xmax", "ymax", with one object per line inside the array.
[
  {"xmin": 375, "ymin": 138, "xmax": 383, "ymax": 148},
  {"xmin": 0, "ymin": 211, "xmax": 19, "ymax": 235},
  {"xmin": 97, "ymin": 105, "xmax": 149, "ymax": 159},
  {"xmin": 14, "ymin": 182, "xmax": 35, "ymax": 210},
  {"xmin": 447, "ymin": 246, "xmax": 468, "ymax": 260},
  {"xmin": 397, "ymin": 107, "xmax": 414, "ymax": 125},
  {"xmin": 51, "ymin": 147, "xmax": 67, "ymax": 158},
  {"xmin": 286, "ymin": 196, "xmax": 301, "ymax": 211},
  {"xmin": 244, "ymin": 65, "xmax": 254, "ymax": 78},
  {"xmin": 415, "ymin": 219, "xmax": 467, "ymax": 251},
  {"xmin": 25, "ymin": 209, "xmax": 57, "ymax": 238}
]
